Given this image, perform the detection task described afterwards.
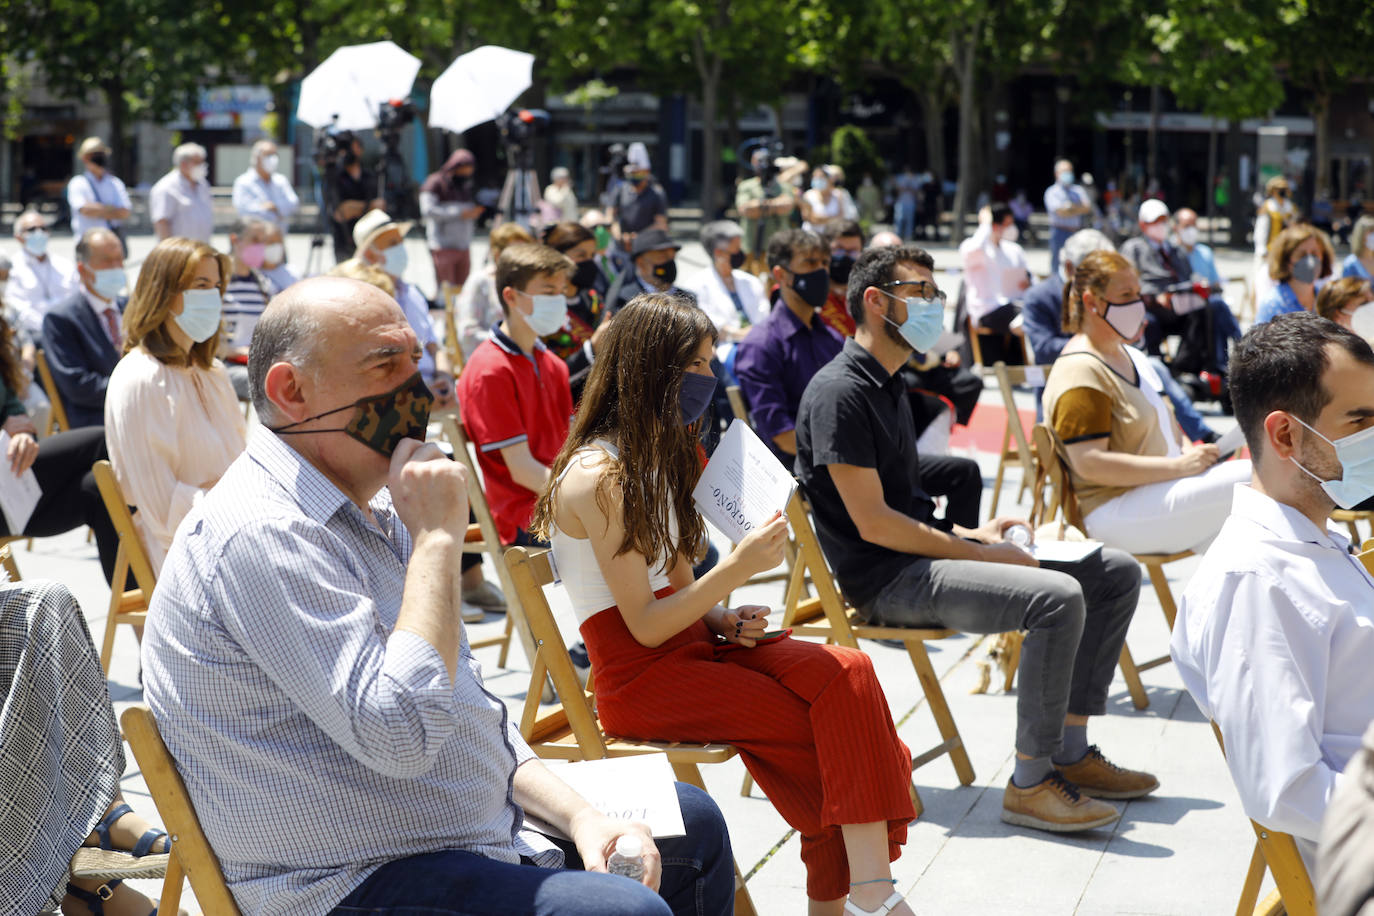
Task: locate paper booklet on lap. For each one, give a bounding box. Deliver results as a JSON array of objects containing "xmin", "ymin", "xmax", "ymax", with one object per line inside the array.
[
  {"xmin": 524, "ymin": 754, "xmax": 685, "ymax": 839},
  {"xmin": 1030, "ymin": 539, "xmax": 1103, "ymax": 563},
  {"xmin": 0, "ymin": 431, "xmax": 41, "ymax": 535},
  {"xmin": 692, "ymin": 418, "xmax": 797, "ymax": 544}
]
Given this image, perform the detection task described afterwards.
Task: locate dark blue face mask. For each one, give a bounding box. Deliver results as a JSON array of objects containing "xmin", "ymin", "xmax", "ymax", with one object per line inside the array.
[{"xmin": 679, "ymin": 370, "xmax": 717, "ymax": 425}]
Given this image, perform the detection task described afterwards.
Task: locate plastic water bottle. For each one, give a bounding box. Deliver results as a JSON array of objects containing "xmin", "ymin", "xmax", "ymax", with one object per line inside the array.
[
  {"xmin": 607, "ymin": 834, "xmax": 644, "ymax": 881},
  {"xmin": 1006, "ymin": 524, "xmax": 1032, "ymax": 551}
]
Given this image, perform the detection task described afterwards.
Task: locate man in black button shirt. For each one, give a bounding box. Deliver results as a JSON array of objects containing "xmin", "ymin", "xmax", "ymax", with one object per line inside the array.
[{"xmin": 795, "ymin": 243, "xmax": 1157, "ymax": 834}]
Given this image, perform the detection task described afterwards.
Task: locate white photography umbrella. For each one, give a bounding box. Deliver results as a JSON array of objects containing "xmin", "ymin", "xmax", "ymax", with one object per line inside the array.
[
  {"xmin": 297, "ymin": 40, "xmax": 422, "ymax": 131},
  {"xmin": 429, "ymin": 45, "xmax": 535, "ymax": 134}
]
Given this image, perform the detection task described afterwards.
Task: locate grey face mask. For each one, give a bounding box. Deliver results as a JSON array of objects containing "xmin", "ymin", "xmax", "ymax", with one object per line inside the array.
[{"xmin": 1291, "ymin": 253, "xmax": 1319, "ymax": 285}]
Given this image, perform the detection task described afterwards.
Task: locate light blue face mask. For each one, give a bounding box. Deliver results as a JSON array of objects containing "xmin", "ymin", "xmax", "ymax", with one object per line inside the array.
[
  {"xmin": 1289, "ymin": 414, "xmax": 1374, "ymax": 510},
  {"xmin": 382, "ymin": 244, "xmax": 408, "ymax": 277},
  {"xmin": 173, "ymin": 288, "xmax": 223, "ymax": 343},
  {"xmin": 520, "ymin": 291, "xmax": 568, "ymax": 336},
  {"xmin": 880, "ymin": 290, "xmax": 945, "ymax": 353},
  {"xmin": 93, "ymin": 267, "xmax": 126, "ymax": 300}
]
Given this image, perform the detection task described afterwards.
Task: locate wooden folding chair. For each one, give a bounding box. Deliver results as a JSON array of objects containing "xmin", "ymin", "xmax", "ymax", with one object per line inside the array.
[
  {"xmin": 776, "ymin": 489, "xmax": 975, "ymax": 810},
  {"xmin": 435, "ymin": 408, "xmax": 533, "ymax": 669},
  {"xmin": 1028, "ymin": 424, "xmax": 1187, "ymax": 709},
  {"xmin": 440, "ymin": 282, "xmax": 467, "ymax": 376},
  {"xmin": 34, "ymin": 348, "xmax": 70, "ymax": 436},
  {"xmin": 120, "ymin": 706, "xmax": 243, "ymax": 916},
  {"xmin": 989, "ymin": 361, "xmax": 1053, "ymax": 515},
  {"xmin": 0, "ymin": 544, "xmax": 22, "ymax": 582},
  {"xmin": 1331, "ymin": 509, "xmax": 1374, "ymax": 544},
  {"xmin": 91, "ymin": 460, "xmax": 157, "ymax": 675},
  {"xmin": 504, "ymin": 545, "xmax": 759, "ymax": 916},
  {"xmin": 1211, "ymin": 723, "xmax": 1317, "ymax": 916},
  {"xmin": 1358, "ymin": 541, "xmax": 1374, "ymax": 575}
]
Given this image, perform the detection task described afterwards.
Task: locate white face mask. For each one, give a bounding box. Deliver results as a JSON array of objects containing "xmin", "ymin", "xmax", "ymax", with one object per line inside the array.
[
  {"xmin": 1001, "ymin": 223, "xmax": 1019, "ymax": 244},
  {"xmin": 190, "ymin": 162, "xmax": 208, "ymax": 182},
  {"xmin": 1143, "ymin": 222, "xmax": 1169, "ymax": 243},
  {"xmin": 1178, "ymin": 226, "xmax": 1198, "ymax": 247},
  {"xmin": 519, "ymin": 291, "xmax": 569, "ymax": 336},
  {"xmin": 22, "ymin": 229, "xmax": 48, "ymax": 257},
  {"xmin": 263, "ymin": 243, "xmax": 285, "ymax": 266},
  {"xmin": 261, "ymin": 153, "xmax": 279, "ymax": 174},
  {"xmin": 1349, "ymin": 303, "xmax": 1374, "ymax": 342}
]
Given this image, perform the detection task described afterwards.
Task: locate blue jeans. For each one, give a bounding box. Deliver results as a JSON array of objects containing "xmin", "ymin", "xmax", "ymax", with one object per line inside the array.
[
  {"xmin": 1048, "ymin": 226, "xmax": 1075, "ymax": 276},
  {"xmin": 894, "ymin": 199, "xmax": 916, "ymax": 240},
  {"xmin": 1149, "ymin": 356, "xmax": 1213, "ymax": 442},
  {"xmin": 331, "ymin": 783, "xmax": 734, "ymax": 915}
]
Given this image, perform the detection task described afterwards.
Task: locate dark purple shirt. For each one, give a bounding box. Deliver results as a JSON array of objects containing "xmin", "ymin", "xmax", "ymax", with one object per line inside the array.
[{"xmin": 734, "ymin": 299, "xmax": 844, "ymax": 451}]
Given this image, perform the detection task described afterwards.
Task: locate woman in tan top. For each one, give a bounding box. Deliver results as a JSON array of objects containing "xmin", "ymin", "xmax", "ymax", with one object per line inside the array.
[
  {"xmin": 1042, "ymin": 250, "xmax": 1250, "ymax": 554},
  {"xmin": 104, "ymin": 237, "xmax": 247, "ymax": 573}
]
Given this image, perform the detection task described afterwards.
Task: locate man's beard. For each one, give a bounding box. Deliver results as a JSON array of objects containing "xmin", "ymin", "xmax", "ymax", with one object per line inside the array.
[{"xmin": 881, "ymin": 298, "xmax": 909, "ymax": 350}]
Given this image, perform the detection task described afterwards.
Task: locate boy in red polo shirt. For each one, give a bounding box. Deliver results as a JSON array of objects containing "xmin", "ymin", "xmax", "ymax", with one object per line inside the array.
[{"xmin": 458, "ymin": 243, "xmax": 576, "ymax": 545}]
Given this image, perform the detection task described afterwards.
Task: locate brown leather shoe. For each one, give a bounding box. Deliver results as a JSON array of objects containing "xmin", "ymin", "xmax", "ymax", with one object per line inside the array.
[
  {"xmin": 1001, "ymin": 772, "xmax": 1120, "ymax": 832},
  {"xmin": 1056, "ymin": 745, "xmax": 1159, "ymax": 800}
]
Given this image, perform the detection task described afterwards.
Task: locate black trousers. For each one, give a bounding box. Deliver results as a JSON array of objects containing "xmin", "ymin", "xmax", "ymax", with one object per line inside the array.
[
  {"xmin": 0, "ymin": 426, "xmax": 120, "ymax": 585},
  {"xmin": 919, "ymin": 454, "xmax": 983, "ymax": 530},
  {"xmin": 905, "ymin": 364, "xmax": 984, "ymax": 427}
]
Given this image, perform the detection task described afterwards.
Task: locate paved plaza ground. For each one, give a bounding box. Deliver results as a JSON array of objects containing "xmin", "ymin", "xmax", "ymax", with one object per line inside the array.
[{"xmin": 27, "ymin": 228, "xmax": 1275, "ymax": 914}]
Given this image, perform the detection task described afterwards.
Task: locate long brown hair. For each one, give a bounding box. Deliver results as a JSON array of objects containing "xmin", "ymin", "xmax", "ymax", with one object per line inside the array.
[
  {"xmin": 530, "ymin": 293, "xmax": 718, "ymax": 566},
  {"xmin": 123, "ymin": 237, "xmax": 228, "ymax": 368},
  {"xmin": 1062, "ymin": 249, "xmax": 1133, "ymax": 333},
  {"xmin": 0, "ymin": 313, "xmax": 26, "ymax": 397}
]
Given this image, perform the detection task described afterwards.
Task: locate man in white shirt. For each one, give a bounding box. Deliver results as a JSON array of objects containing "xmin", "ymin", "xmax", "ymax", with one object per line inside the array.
[
  {"xmin": 65, "ymin": 137, "xmax": 131, "ymax": 245},
  {"xmin": 150, "ymin": 143, "xmax": 214, "ymax": 242},
  {"xmin": 8, "ymin": 210, "xmax": 79, "ymax": 339},
  {"xmin": 682, "ymin": 220, "xmax": 767, "ymax": 343},
  {"xmin": 231, "ymin": 139, "xmax": 299, "ymax": 233},
  {"xmin": 958, "ymin": 202, "xmax": 1030, "ymax": 336},
  {"xmin": 543, "ymin": 166, "xmax": 579, "ymax": 223},
  {"xmin": 1171, "ymin": 312, "xmax": 1374, "ymax": 861}
]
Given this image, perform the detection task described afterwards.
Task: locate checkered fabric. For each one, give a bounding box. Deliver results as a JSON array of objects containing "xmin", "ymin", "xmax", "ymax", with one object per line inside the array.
[{"xmin": 0, "ymin": 580, "xmax": 122, "ymax": 915}]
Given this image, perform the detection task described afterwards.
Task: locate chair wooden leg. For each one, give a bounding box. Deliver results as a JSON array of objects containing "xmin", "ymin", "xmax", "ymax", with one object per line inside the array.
[
  {"xmin": 905, "ymin": 640, "xmax": 976, "ymax": 785},
  {"xmin": 733, "ymin": 857, "xmax": 759, "ymax": 916},
  {"xmin": 1118, "ymin": 643, "xmax": 1150, "ymax": 710},
  {"xmin": 1346, "ymin": 520, "xmax": 1361, "ymax": 543},
  {"xmin": 990, "ymin": 426, "xmax": 1011, "ymax": 516},
  {"xmin": 1002, "ymin": 630, "xmax": 1024, "ymax": 693},
  {"xmin": 909, "ymin": 779, "xmax": 924, "ymax": 819},
  {"xmin": 496, "ymin": 615, "xmax": 514, "ymax": 669},
  {"xmin": 159, "ymin": 850, "xmax": 185, "ymax": 915},
  {"xmin": 1236, "ymin": 840, "xmax": 1267, "ymax": 916},
  {"xmin": 739, "ymin": 772, "xmax": 755, "ymax": 797},
  {"xmin": 1144, "ymin": 560, "xmax": 1180, "ymax": 631}
]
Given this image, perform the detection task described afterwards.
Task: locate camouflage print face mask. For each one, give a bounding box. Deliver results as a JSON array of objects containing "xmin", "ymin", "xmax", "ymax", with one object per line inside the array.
[{"xmin": 270, "ymin": 371, "xmax": 434, "ymax": 458}]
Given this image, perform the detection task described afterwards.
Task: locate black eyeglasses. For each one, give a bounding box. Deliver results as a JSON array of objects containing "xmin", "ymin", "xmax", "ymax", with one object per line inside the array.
[{"xmin": 880, "ymin": 280, "xmax": 947, "ymax": 304}]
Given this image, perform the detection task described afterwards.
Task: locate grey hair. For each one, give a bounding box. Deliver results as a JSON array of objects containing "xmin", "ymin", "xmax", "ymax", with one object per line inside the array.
[
  {"xmin": 1060, "ymin": 228, "xmax": 1115, "ymax": 281},
  {"xmin": 248, "ymin": 295, "xmax": 323, "ymax": 424},
  {"xmin": 234, "ymin": 216, "xmax": 274, "ymax": 239},
  {"xmin": 75, "ymin": 228, "xmax": 118, "ymax": 265},
  {"xmin": 173, "ymin": 143, "xmax": 207, "ymax": 165},
  {"xmin": 14, "ymin": 208, "xmax": 46, "ymax": 234},
  {"xmin": 251, "ymin": 139, "xmax": 276, "ymax": 160},
  {"xmin": 700, "ymin": 220, "xmax": 743, "ymax": 255}
]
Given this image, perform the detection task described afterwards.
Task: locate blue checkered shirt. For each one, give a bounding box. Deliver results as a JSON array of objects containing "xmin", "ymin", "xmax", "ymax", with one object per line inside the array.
[{"xmin": 142, "ymin": 431, "xmax": 560, "ymax": 916}]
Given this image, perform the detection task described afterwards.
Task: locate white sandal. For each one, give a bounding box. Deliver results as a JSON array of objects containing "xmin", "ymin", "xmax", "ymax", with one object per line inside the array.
[{"xmin": 844, "ymin": 890, "xmax": 906, "ymax": 915}]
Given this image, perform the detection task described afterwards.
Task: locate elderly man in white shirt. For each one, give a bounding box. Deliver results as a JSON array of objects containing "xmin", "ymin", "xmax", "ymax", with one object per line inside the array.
[
  {"xmin": 231, "ymin": 139, "xmax": 299, "ymax": 233},
  {"xmin": 958, "ymin": 202, "xmax": 1030, "ymax": 335},
  {"xmin": 1171, "ymin": 312, "xmax": 1374, "ymax": 864},
  {"xmin": 8, "ymin": 210, "xmax": 79, "ymax": 339},
  {"xmin": 150, "ymin": 142, "xmax": 214, "ymax": 242},
  {"xmin": 65, "ymin": 137, "xmax": 131, "ymax": 244},
  {"xmin": 682, "ymin": 220, "xmax": 767, "ymax": 344}
]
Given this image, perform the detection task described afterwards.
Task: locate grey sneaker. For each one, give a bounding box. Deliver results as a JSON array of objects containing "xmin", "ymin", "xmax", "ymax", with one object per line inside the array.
[{"xmin": 462, "ymin": 579, "xmax": 507, "ymax": 613}]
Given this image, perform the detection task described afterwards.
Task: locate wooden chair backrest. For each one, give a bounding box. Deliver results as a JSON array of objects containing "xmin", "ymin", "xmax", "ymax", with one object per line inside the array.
[
  {"xmin": 992, "ymin": 361, "xmax": 1054, "ymax": 467},
  {"xmin": 120, "ymin": 706, "xmax": 242, "ymax": 916},
  {"xmin": 1211, "ymin": 722, "xmax": 1318, "ymax": 916},
  {"xmin": 725, "ymin": 385, "xmax": 749, "ymax": 424},
  {"xmin": 436, "ymin": 408, "xmax": 502, "ymax": 548},
  {"xmin": 1029, "ymin": 423, "xmax": 1085, "ymax": 535},
  {"xmin": 92, "ymin": 460, "xmax": 158, "ymax": 596},
  {"xmin": 440, "ymin": 282, "xmax": 467, "ymax": 375},
  {"xmin": 782, "ymin": 488, "xmax": 862, "ymax": 649},
  {"xmin": 34, "ymin": 348, "xmax": 69, "ymax": 434},
  {"xmin": 1358, "ymin": 540, "xmax": 1374, "ymax": 576},
  {"xmin": 0, "ymin": 544, "xmax": 20, "ymax": 582},
  {"xmin": 504, "ymin": 545, "xmax": 611, "ymax": 758}
]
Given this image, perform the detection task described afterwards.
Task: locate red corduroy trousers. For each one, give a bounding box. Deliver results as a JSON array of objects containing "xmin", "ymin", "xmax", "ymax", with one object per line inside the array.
[{"xmin": 581, "ymin": 591, "xmax": 915, "ymax": 901}]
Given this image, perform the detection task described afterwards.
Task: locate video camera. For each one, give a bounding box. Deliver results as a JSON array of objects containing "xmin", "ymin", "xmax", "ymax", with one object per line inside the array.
[
  {"xmin": 313, "ymin": 122, "xmax": 356, "ymax": 171},
  {"xmin": 496, "ymin": 108, "xmax": 550, "ymax": 168},
  {"xmin": 741, "ymin": 137, "xmax": 785, "ymax": 182},
  {"xmin": 377, "ymin": 99, "xmax": 417, "ymax": 148}
]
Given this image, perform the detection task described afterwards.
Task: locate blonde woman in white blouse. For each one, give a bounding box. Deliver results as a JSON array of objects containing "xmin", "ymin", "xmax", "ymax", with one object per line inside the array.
[{"xmin": 105, "ymin": 237, "xmax": 246, "ymax": 573}]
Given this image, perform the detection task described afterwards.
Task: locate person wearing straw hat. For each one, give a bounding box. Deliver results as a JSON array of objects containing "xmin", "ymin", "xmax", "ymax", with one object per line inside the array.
[{"xmin": 354, "ymin": 210, "xmax": 456, "ymax": 410}]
